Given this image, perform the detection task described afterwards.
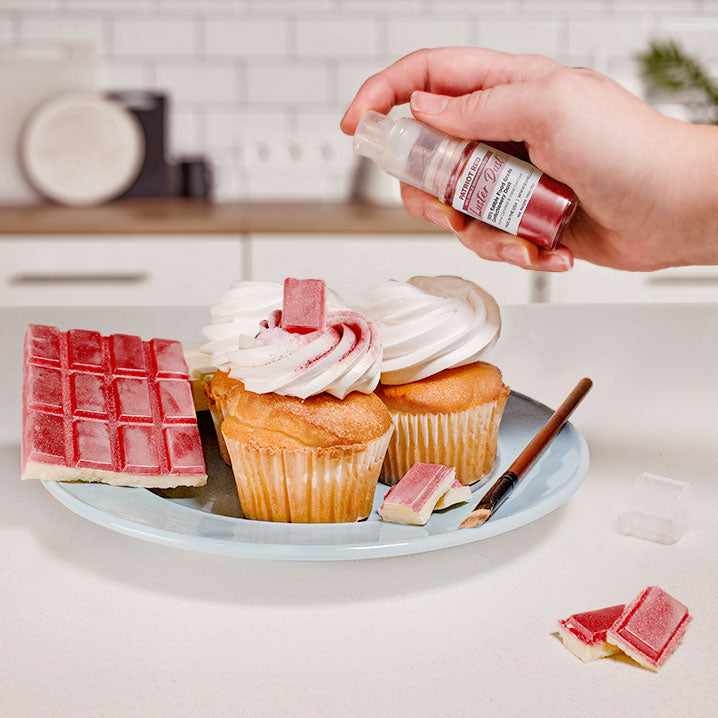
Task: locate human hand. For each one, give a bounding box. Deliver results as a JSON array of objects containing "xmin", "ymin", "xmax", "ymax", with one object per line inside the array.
[{"xmin": 341, "ymin": 48, "xmax": 718, "ymax": 272}]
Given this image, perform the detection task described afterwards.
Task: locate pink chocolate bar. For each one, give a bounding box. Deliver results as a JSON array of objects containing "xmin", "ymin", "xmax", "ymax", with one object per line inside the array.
[
  {"xmin": 281, "ymin": 278, "xmax": 326, "ymax": 334},
  {"xmin": 607, "ymin": 586, "xmax": 691, "ymax": 671},
  {"xmin": 380, "ymin": 463, "xmax": 456, "ymax": 525},
  {"xmin": 557, "ymin": 604, "xmax": 625, "ymax": 662},
  {"xmin": 434, "ymin": 479, "xmax": 472, "ymax": 511},
  {"xmin": 22, "ymin": 325, "xmax": 207, "ymax": 488}
]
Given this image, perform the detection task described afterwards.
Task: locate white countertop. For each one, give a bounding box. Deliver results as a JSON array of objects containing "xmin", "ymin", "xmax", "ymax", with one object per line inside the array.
[{"xmin": 2, "ymin": 304, "xmax": 717, "ymax": 718}]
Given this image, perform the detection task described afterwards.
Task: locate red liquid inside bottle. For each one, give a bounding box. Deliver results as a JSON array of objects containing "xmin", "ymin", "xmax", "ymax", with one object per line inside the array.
[{"xmin": 354, "ymin": 112, "xmax": 578, "ymax": 251}]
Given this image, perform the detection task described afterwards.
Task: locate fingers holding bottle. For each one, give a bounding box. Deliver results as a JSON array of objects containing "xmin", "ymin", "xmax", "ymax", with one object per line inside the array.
[
  {"xmin": 409, "ymin": 82, "xmax": 550, "ymax": 147},
  {"xmin": 400, "ymin": 184, "xmax": 574, "ymax": 272},
  {"xmin": 340, "ymin": 47, "xmax": 558, "ymax": 135},
  {"xmin": 457, "ymin": 221, "xmax": 574, "ymax": 272}
]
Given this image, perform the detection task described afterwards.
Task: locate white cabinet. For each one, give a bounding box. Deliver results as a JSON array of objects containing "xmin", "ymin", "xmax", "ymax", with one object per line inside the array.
[
  {"xmin": 249, "ymin": 234, "xmax": 533, "ymax": 305},
  {"xmin": 4, "ymin": 233, "xmax": 715, "ymax": 308},
  {"xmin": 0, "ymin": 236, "xmax": 244, "ymax": 306},
  {"xmin": 549, "ymin": 261, "xmax": 718, "ymax": 304}
]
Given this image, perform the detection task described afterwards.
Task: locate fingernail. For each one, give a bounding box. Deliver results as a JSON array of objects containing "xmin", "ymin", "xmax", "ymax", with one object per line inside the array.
[
  {"xmin": 500, "ymin": 243, "xmax": 531, "ymax": 265},
  {"xmin": 411, "ymin": 91, "xmax": 449, "ymax": 115},
  {"xmin": 544, "ymin": 252, "xmax": 573, "ymax": 271},
  {"xmin": 424, "ymin": 204, "xmax": 454, "ymax": 232}
]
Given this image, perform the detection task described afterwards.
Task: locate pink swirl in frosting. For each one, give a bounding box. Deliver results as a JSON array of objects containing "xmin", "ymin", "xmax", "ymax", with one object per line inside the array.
[{"xmin": 225, "ymin": 309, "xmax": 382, "ymax": 400}]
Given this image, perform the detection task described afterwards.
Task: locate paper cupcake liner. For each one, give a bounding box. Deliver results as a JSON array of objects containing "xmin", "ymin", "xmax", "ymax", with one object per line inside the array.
[
  {"xmin": 223, "ymin": 428, "xmax": 393, "ymax": 523},
  {"xmin": 207, "ymin": 399, "xmax": 231, "ymax": 465},
  {"xmin": 380, "ymin": 393, "xmax": 508, "ymax": 486}
]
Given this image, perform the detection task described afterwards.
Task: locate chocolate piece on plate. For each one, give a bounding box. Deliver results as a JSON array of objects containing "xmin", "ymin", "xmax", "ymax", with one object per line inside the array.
[
  {"xmin": 21, "ymin": 324, "xmax": 207, "ymax": 488},
  {"xmin": 434, "ymin": 479, "xmax": 472, "ymax": 511},
  {"xmin": 379, "ymin": 463, "xmax": 456, "ymax": 526}
]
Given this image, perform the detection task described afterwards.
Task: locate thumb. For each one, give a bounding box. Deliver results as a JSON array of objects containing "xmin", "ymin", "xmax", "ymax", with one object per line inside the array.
[{"xmin": 410, "ymin": 85, "xmax": 546, "ymax": 144}]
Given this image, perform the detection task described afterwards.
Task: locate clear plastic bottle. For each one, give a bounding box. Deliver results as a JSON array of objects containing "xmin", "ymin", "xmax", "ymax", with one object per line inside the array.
[{"xmin": 353, "ymin": 111, "xmax": 578, "ymax": 251}]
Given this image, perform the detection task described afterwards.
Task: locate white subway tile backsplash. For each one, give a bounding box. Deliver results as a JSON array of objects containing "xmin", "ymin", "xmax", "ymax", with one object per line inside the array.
[
  {"xmin": 341, "ymin": 1, "xmax": 425, "ymax": 12},
  {"xmin": 170, "ymin": 110, "xmax": 204, "ymax": 156},
  {"xmin": 247, "ymin": 62, "xmax": 330, "ymax": 104},
  {"xmin": 1, "ymin": 1, "xmax": 60, "ymax": 10},
  {"xmin": 65, "ymin": 1, "xmax": 156, "ymax": 11},
  {"xmin": 157, "ymin": 0, "xmax": 245, "ymax": 12},
  {"xmin": 616, "ymin": 2, "xmax": 701, "ymax": 12},
  {"xmin": 386, "ymin": 17, "xmax": 474, "ymax": 57},
  {"xmin": 335, "ymin": 59, "xmax": 388, "ymax": 106},
  {"xmin": 246, "ymin": 1, "xmax": 334, "ymax": 10},
  {"xmin": 205, "ymin": 18, "xmax": 289, "ymax": 57},
  {"xmin": 205, "ymin": 110, "xmax": 288, "ymax": 148},
  {"xmin": 430, "ymin": 1, "xmax": 520, "ymax": 12},
  {"xmin": 1, "ymin": 0, "xmax": 710, "ymax": 201},
  {"xmin": 296, "ymin": 18, "xmax": 380, "ymax": 57},
  {"xmin": 155, "ymin": 62, "xmax": 240, "ymax": 103},
  {"xmin": 96, "ymin": 61, "xmax": 152, "ymax": 89},
  {"xmin": 658, "ymin": 16, "xmax": 718, "ymax": 59},
  {"xmin": 18, "ymin": 17, "xmax": 107, "ymax": 54},
  {"xmin": 516, "ymin": 1, "xmax": 607, "ymax": 14},
  {"xmin": 294, "ymin": 110, "xmax": 344, "ymax": 136},
  {"xmin": 0, "ymin": 18, "xmax": 14, "ymax": 43},
  {"xmin": 477, "ymin": 19, "xmax": 561, "ymax": 55},
  {"xmin": 567, "ymin": 17, "xmax": 657, "ymax": 58},
  {"xmin": 113, "ymin": 18, "xmax": 197, "ymax": 57}
]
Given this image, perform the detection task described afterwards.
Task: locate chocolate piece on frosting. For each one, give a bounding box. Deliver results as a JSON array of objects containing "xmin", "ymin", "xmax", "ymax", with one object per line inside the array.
[{"xmin": 281, "ymin": 278, "xmax": 326, "ymax": 334}]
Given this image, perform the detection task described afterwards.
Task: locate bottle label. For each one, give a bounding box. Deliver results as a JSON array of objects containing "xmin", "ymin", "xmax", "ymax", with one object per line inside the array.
[{"xmin": 451, "ymin": 143, "xmax": 542, "ymax": 235}]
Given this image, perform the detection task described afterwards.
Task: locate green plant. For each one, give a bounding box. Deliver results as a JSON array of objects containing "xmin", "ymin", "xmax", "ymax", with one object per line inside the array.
[{"xmin": 637, "ymin": 40, "xmax": 718, "ymax": 123}]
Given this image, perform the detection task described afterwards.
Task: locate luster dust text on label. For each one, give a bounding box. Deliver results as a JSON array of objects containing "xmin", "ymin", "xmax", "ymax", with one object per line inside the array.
[{"xmin": 452, "ymin": 144, "xmax": 542, "ymax": 235}]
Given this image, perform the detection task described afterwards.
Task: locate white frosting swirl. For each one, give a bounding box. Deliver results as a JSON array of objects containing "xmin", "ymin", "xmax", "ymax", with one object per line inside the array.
[
  {"xmin": 224, "ymin": 309, "xmax": 382, "ymax": 400},
  {"xmin": 360, "ymin": 275, "xmax": 501, "ymax": 385},
  {"xmin": 201, "ymin": 281, "xmax": 345, "ymax": 367}
]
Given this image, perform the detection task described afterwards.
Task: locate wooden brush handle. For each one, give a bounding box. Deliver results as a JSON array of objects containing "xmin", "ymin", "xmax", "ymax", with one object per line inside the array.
[{"xmin": 509, "ymin": 377, "xmax": 593, "ymax": 479}]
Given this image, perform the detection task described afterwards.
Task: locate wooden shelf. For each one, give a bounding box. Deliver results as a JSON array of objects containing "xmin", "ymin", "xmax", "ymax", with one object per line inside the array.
[{"xmin": 0, "ymin": 199, "xmax": 441, "ymax": 236}]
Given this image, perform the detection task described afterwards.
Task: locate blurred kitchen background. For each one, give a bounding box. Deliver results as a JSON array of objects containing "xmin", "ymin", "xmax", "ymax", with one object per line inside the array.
[{"xmin": 1, "ymin": 0, "xmax": 717, "ymax": 308}]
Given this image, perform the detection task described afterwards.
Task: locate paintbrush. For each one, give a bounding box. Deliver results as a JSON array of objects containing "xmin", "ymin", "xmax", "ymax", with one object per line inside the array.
[{"xmin": 460, "ymin": 377, "xmax": 593, "ymax": 529}]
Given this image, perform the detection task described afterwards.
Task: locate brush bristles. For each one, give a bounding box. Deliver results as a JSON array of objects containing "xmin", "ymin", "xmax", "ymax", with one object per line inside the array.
[{"xmin": 459, "ymin": 508, "xmax": 491, "ymax": 529}]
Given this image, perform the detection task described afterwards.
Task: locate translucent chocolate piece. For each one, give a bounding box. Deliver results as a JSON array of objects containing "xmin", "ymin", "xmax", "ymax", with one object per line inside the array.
[
  {"xmin": 434, "ymin": 479, "xmax": 472, "ymax": 511},
  {"xmin": 607, "ymin": 586, "xmax": 691, "ymax": 671},
  {"xmin": 616, "ymin": 472, "xmax": 690, "ymax": 545},
  {"xmin": 557, "ymin": 604, "xmax": 625, "ymax": 662},
  {"xmin": 21, "ymin": 324, "xmax": 206, "ymax": 488},
  {"xmin": 379, "ymin": 463, "xmax": 456, "ymax": 525},
  {"xmin": 281, "ymin": 278, "xmax": 326, "ymax": 333}
]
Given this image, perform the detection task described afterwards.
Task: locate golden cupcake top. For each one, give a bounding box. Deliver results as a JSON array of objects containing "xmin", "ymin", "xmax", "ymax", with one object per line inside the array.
[
  {"xmin": 377, "ymin": 362, "xmax": 507, "ymax": 415},
  {"xmin": 219, "ymin": 377, "xmax": 392, "ymax": 451}
]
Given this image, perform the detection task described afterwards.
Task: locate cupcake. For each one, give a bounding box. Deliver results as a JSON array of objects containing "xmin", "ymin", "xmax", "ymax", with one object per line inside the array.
[
  {"xmin": 220, "ymin": 381, "xmax": 391, "ymax": 523},
  {"xmin": 204, "ymin": 280, "xmax": 392, "ymax": 523},
  {"xmin": 362, "ymin": 276, "xmax": 509, "ymax": 486},
  {"xmin": 201, "ymin": 280, "xmax": 346, "ymax": 462}
]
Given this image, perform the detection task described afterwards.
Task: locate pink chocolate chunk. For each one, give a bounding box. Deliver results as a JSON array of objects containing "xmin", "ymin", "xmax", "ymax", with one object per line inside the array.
[
  {"xmin": 281, "ymin": 278, "xmax": 326, "ymax": 334},
  {"xmin": 380, "ymin": 463, "xmax": 456, "ymax": 526},
  {"xmin": 434, "ymin": 479, "xmax": 472, "ymax": 511},
  {"xmin": 21, "ymin": 324, "xmax": 206, "ymax": 488},
  {"xmin": 560, "ymin": 604, "xmax": 625, "ymax": 646},
  {"xmin": 607, "ymin": 586, "xmax": 691, "ymax": 671},
  {"xmin": 557, "ymin": 603, "xmax": 625, "ymax": 662}
]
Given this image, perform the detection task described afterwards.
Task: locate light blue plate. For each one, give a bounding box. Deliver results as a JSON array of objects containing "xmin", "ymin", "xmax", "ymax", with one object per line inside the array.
[{"xmin": 43, "ymin": 392, "xmax": 589, "ymax": 561}]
